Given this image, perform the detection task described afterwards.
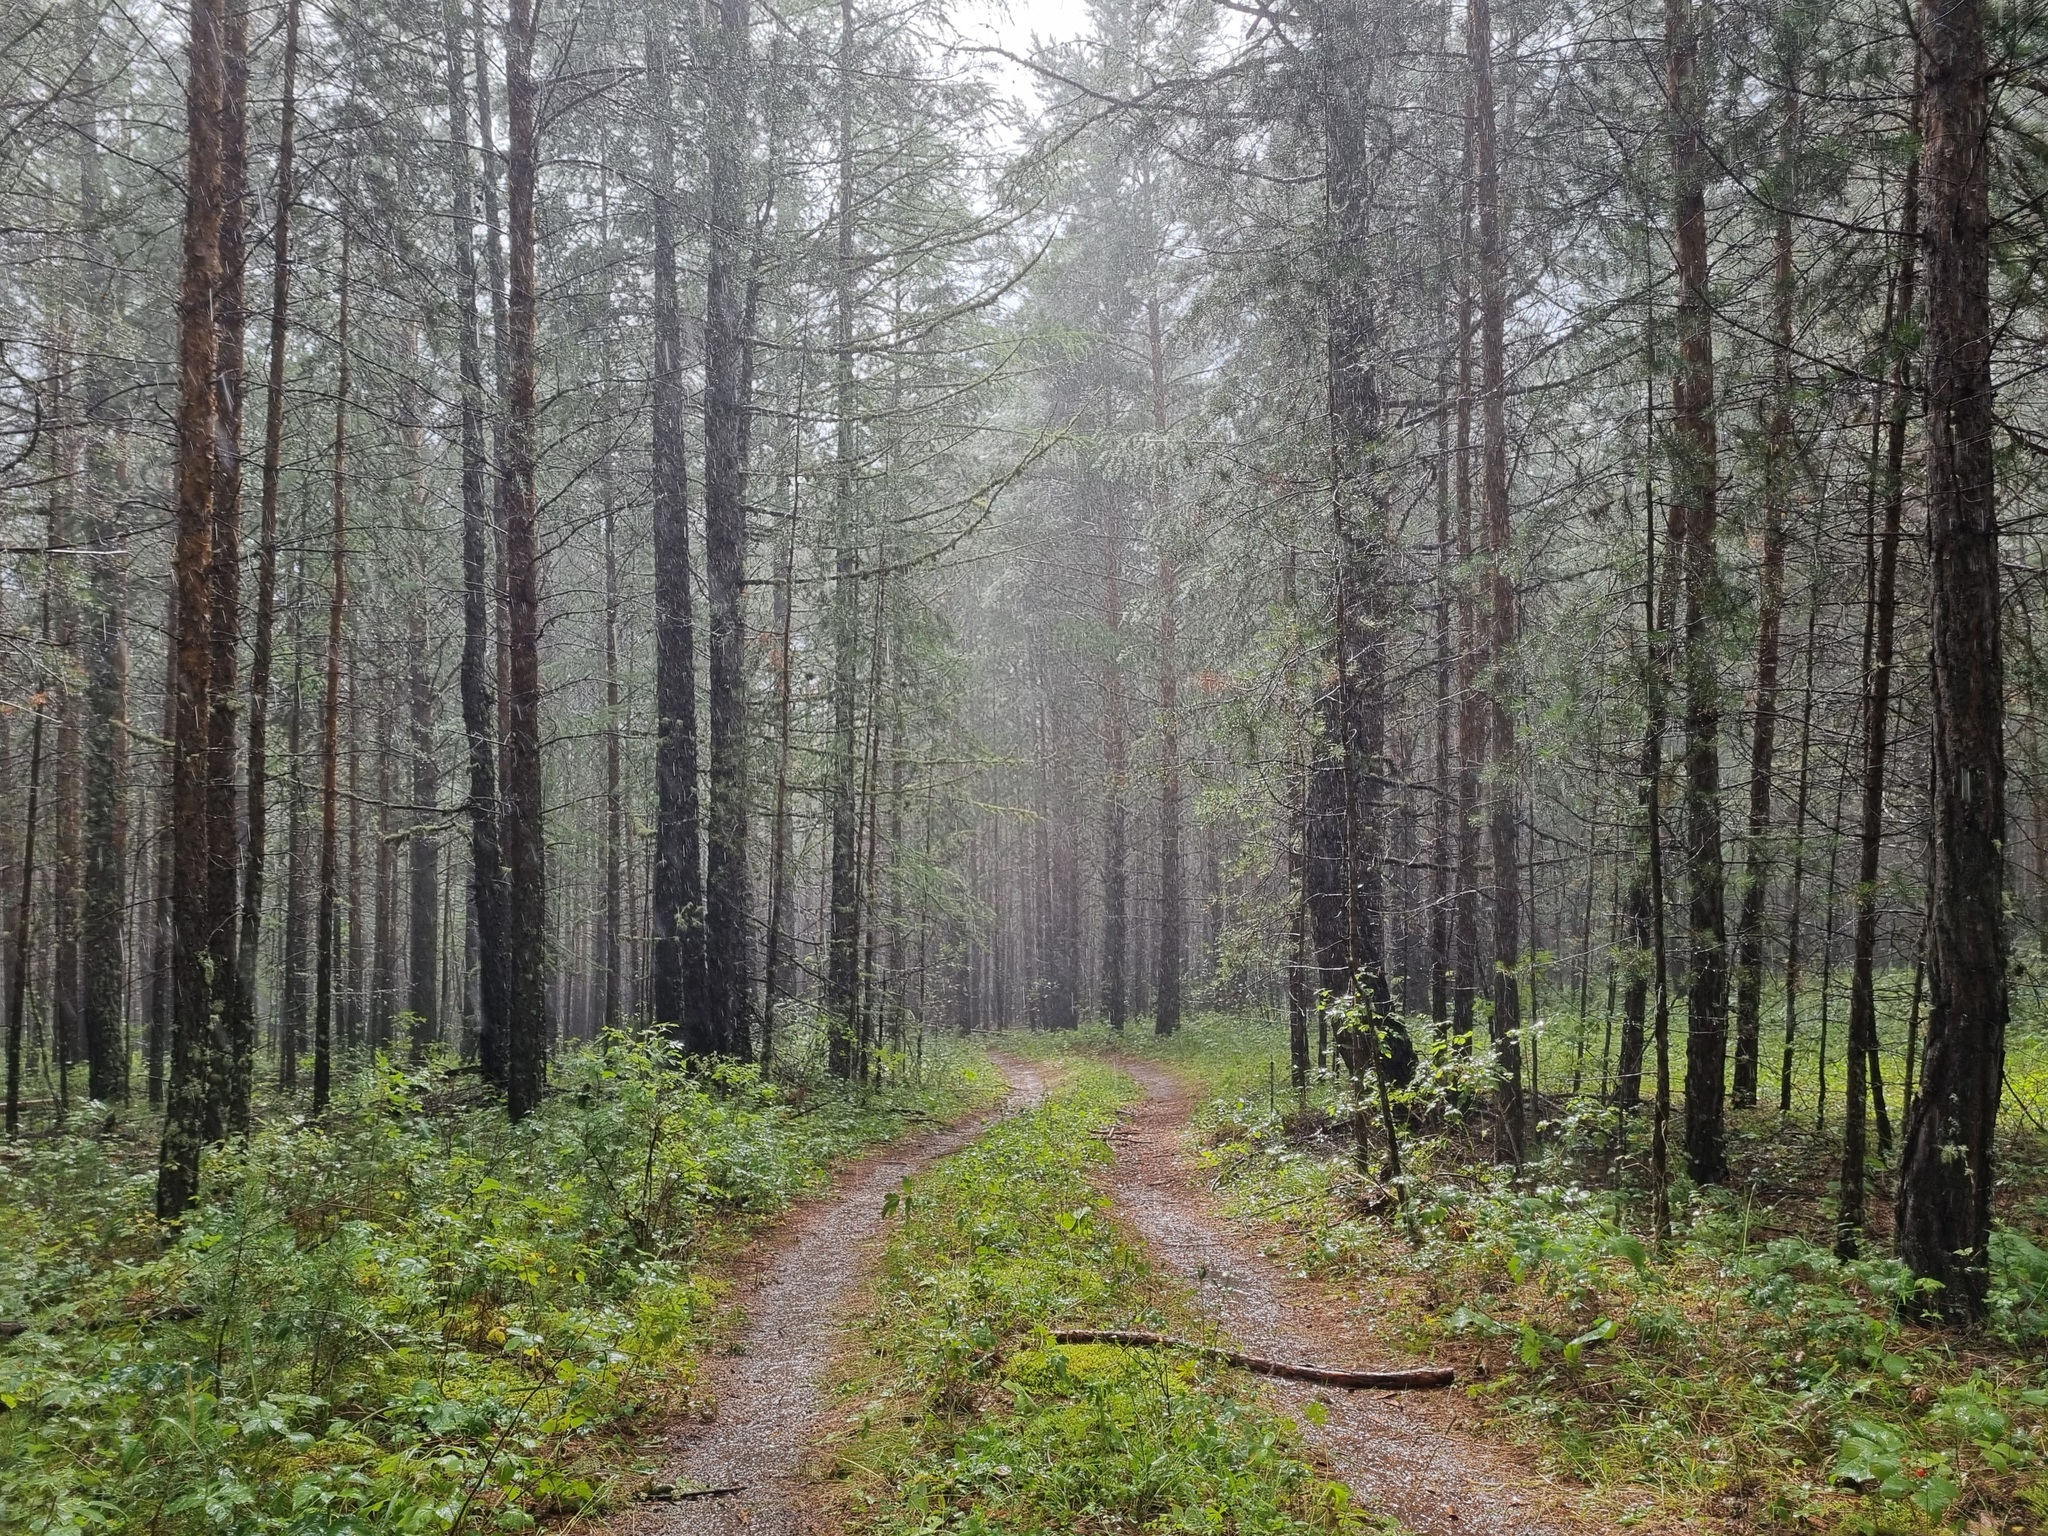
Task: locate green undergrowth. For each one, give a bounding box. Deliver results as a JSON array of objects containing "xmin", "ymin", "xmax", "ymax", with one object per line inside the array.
[
  {"xmin": 0, "ymin": 1034, "xmax": 994, "ymax": 1536},
  {"xmin": 836, "ymin": 1057, "xmax": 1396, "ymax": 1535},
  {"xmin": 1059, "ymin": 1013, "xmax": 2048, "ymax": 1534}
]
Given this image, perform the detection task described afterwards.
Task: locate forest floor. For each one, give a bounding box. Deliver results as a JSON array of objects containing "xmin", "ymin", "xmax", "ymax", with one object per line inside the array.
[
  {"xmin": 593, "ymin": 1054, "xmax": 1063, "ymax": 1535},
  {"xmin": 1100, "ymin": 1055, "xmax": 1601, "ymax": 1536},
  {"xmin": 0, "ymin": 1037, "xmax": 1001, "ymax": 1535},
  {"xmin": 1032, "ymin": 1014, "xmax": 2048, "ymax": 1536}
]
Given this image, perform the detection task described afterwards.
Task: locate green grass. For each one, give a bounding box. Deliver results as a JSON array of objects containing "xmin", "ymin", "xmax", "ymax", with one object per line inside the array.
[
  {"xmin": 832, "ymin": 1057, "xmax": 1397, "ymax": 1535},
  {"xmin": 0, "ymin": 1034, "xmax": 996, "ymax": 1535},
  {"xmin": 1050, "ymin": 1011, "xmax": 2048, "ymax": 1534}
]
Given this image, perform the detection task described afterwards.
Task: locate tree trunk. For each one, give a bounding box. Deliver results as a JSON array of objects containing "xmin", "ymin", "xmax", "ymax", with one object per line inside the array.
[
  {"xmin": 1896, "ymin": 0, "xmax": 2005, "ymax": 1321},
  {"xmin": 1321, "ymin": 0, "xmax": 1411, "ymax": 1098},
  {"xmin": 408, "ymin": 600, "xmax": 439, "ymax": 1058},
  {"xmin": 312, "ymin": 231, "xmax": 350, "ymax": 1115},
  {"xmin": 702, "ymin": 0, "xmax": 754, "ymax": 1060},
  {"xmin": 6, "ymin": 576, "xmax": 51, "ymax": 1137},
  {"xmin": 157, "ymin": 0, "xmax": 227, "ymax": 1216},
  {"xmin": 226, "ymin": 0, "xmax": 297, "ymax": 1126},
  {"xmin": 443, "ymin": 0, "xmax": 509, "ymax": 1088},
  {"xmin": 1451, "ymin": 114, "xmax": 1485, "ymax": 1058},
  {"xmin": 1101, "ymin": 467, "xmax": 1130, "ymax": 1033},
  {"xmin": 1838, "ymin": 141, "xmax": 1919, "ymax": 1258},
  {"xmin": 204, "ymin": 0, "xmax": 250, "ymax": 1141},
  {"xmin": 76, "ymin": 30, "xmax": 130, "ymax": 1108},
  {"xmin": 825, "ymin": 0, "xmax": 861, "ymax": 1077},
  {"xmin": 1470, "ymin": 0, "xmax": 1521, "ymax": 1155},
  {"xmin": 645, "ymin": 5, "xmax": 707, "ymax": 1045},
  {"xmin": 602, "ymin": 460, "xmax": 622, "ymax": 1037},
  {"xmin": 1668, "ymin": 0, "xmax": 1730, "ymax": 1185},
  {"xmin": 279, "ymin": 544, "xmax": 309, "ymax": 1088},
  {"xmin": 1731, "ymin": 56, "xmax": 1798, "ymax": 1111},
  {"xmin": 1150, "ymin": 296, "xmax": 1182, "ymax": 1037},
  {"xmin": 501, "ymin": 0, "xmax": 549, "ymax": 1116},
  {"xmin": 1779, "ymin": 602, "xmax": 1819, "ymax": 1112}
]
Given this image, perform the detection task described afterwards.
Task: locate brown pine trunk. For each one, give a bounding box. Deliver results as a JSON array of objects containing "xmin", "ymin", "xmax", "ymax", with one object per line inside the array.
[
  {"xmin": 157, "ymin": 0, "xmax": 227, "ymax": 1216},
  {"xmin": 500, "ymin": 0, "xmax": 549, "ymax": 1117},
  {"xmin": 1896, "ymin": 0, "xmax": 2005, "ymax": 1321},
  {"xmin": 1668, "ymin": 0, "xmax": 1730, "ymax": 1186}
]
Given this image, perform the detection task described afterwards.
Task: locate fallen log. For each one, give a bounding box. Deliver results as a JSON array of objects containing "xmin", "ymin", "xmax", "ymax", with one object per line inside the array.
[{"xmin": 1047, "ymin": 1329, "xmax": 1455, "ymax": 1391}]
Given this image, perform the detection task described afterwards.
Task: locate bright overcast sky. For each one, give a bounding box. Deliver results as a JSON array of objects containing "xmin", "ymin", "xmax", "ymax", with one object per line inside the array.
[{"xmin": 952, "ymin": 0, "xmax": 1097, "ymax": 109}]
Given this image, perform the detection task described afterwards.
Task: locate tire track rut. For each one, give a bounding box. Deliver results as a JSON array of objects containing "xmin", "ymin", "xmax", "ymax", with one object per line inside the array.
[
  {"xmin": 607, "ymin": 1057, "xmax": 1059, "ymax": 1535},
  {"xmin": 1103, "ymin": 1057, "xmax": 1596, "ymax": 1536}
]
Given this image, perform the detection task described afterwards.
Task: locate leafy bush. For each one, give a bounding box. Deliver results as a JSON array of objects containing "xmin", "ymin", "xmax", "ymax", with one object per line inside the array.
[
  {"xmin": 1070, "ymin": 1012, "xmax": 2048, "ymax": 1533},
  {"xmin": 0, "ymin": 1036, "xmax": 987, "ymax": 1535}
]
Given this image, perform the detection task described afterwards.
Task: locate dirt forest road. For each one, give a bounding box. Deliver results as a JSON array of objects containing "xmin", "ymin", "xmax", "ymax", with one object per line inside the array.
[
  {"xmin": 1104, "ymin": 1057, "xmax": 1597, "ymax": 1536},
  {"xmin": 604, "ymin": 1057, "xmax": 1060, "ymax": 1536}
]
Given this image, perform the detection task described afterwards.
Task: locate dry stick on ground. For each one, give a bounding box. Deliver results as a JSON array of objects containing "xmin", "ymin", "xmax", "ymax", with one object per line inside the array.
[{"xmin": 1047, "ymin": 1330, "xmax": 1455, "ymax": 1390}]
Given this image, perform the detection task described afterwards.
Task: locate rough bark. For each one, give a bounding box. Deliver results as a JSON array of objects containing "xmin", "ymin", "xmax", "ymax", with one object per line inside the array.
[
  {"xmin": 204, "ymin": 0, "xmax": 250, "ymax": 1140},
  {"xmin": 443, "ymin": 0, "xmax": 509, "ymax": 1088},
  {"xmin": 500, "ymin": 0, "xmax": 549, "ymax": 1117},
  {"xmin": 645, "ymin": 6, "xmax": 707, "ymax": 1045},
  {"xmin": 157, "ymin": 0, "xmax": 227, "ymax": 1217},
  {"xmin": 1667, "ymin": 0, "xmax": 1729, "ymax": 1185},
  {"xmin": 701, "ymin": 0, "xmax": 755, "ymax": 1059},
  {"xmin": 1896, "ymin": 0, "xmax": 2005, "ymax": 1321}
]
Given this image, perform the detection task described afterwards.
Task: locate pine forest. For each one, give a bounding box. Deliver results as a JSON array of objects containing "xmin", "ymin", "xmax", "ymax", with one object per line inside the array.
[{"xmin": 2, "ymin": 0, "xmax": 2047, "ymax": 1528}]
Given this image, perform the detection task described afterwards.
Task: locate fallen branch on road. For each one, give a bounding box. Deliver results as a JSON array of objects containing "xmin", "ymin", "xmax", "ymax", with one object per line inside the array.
[{"xmin": 1046, "ymin": 1329, "xmax": 1455, "ymax": 1391}]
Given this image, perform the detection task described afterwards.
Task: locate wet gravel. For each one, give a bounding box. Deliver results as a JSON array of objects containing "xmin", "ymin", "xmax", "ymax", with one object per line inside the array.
[
  {"xmin": 604, "ymin": 1057, "xmax": 1059, "ymax": 1536},
  {"xmin": 1104, "ymin": 1057, "xmax": 1589, "ymax": 1536}
]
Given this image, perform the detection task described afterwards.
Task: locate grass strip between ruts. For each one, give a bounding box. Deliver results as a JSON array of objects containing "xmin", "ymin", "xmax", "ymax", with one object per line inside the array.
[{"xmin": 829, "ymin": 1057, "xmax": 1401, "ymax": 1535}]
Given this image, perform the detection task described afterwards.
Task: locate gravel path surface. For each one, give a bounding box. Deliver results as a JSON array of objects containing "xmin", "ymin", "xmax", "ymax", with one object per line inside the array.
[
  {"xmin": 605, "ymin": 1057, "xmax": 1059, "ymax": 1536},
  {"xmin": 1105, "ymin": 1057, "xmax": 1588, "ymax": 1536}
]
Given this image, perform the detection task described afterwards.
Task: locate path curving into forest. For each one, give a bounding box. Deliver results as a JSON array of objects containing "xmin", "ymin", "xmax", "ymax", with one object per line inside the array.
[
  {"xmin": 602, "ymin": 1056, "xmax": 1060, "ymax": 1536},
  {"xmin": 1103, "ymin": 1057, "xmax": 1599, "ymax": 1536}
]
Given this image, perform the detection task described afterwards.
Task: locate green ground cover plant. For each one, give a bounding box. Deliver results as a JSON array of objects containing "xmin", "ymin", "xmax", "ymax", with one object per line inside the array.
[
  {"xmin": 1077, "ymin": 1012, "xmax": 2048, "ymax": 1534},
  {"xmin": 834, "ymin": 1057, "xmax": 1395, "ymax": 1535},
  {"xmin": 0, "ymin": 1036, "xmax": 992, "ymax": 1536}
]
